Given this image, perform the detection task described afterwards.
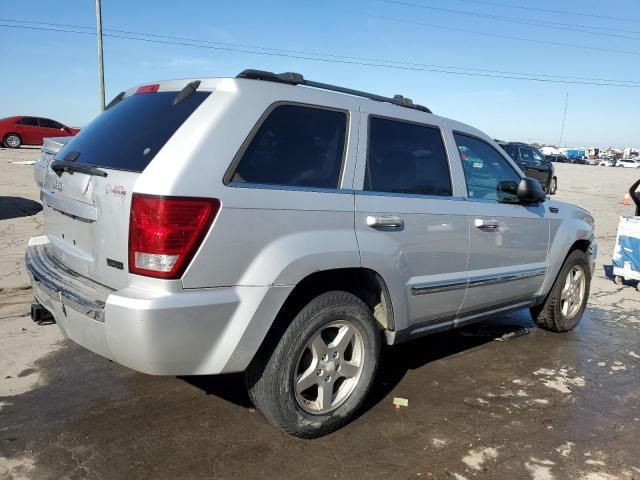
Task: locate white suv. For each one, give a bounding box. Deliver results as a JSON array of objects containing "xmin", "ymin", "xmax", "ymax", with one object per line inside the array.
[
  {"xmin": 618, "ymin": 158, "xmax": 640, "ymax": 168},
  {"xmin": 27, "ymin": 70, "xmax": 596, "ymax": 437}
]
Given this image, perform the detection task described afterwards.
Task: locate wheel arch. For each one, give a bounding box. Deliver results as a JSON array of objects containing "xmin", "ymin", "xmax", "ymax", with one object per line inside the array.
[
  {"xmin": 3, "ymin": 132, "xmax": 22, "ymax": 145},
  {"xmin": 535, "ymin": 236, "xmax": 594, "ymax": 307},
  {"xmin": 245, "ymin": 267, "xmax": 395, "ymax": 373},
  {"xmin": 273, "ymin": 267, "xmax": 395, "ymax": 332}
]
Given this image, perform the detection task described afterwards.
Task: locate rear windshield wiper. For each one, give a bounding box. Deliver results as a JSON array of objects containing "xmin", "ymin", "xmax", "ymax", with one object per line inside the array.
[
  {"xmin": 51, "ymin": 160, "xmax": 108, "ymax": 178},
  {"xmin": 106, "ymin": 91, "xmax": 125, "ymax": 110}
]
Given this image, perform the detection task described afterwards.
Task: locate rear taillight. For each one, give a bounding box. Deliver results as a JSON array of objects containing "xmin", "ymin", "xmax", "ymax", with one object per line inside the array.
[{"xmin": 128, "ymin": 194, "xmax": 220, "ymax": 279}]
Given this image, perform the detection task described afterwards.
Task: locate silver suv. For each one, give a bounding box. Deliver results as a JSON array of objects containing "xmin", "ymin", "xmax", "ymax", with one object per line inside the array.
[{"xmin": 26, "ymin": 70, "xmax": 596, "ymax": 438}]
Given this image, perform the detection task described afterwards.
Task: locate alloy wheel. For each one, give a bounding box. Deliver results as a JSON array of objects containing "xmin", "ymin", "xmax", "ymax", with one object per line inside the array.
[
  {"xmin": 294, "ymin": 320, "xmax": 364, "ymax": 414},
  {"xmin": 560, "ymin": 265, "xmax": 586, "ymax": 319}
]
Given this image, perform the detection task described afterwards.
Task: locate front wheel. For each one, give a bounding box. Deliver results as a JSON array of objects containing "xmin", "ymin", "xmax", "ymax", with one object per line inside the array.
[
  {"xmin": 246, "ymin": 291, "xmax": 380, "ymax": 438},
  {"xmin": 3, "ymin": 133, "xmax": 21, "ymax": 148},
  {"xmin": 531, "ymin": 249, "xmax": 590, "ymax": 332},
  {"xmin": 549, "ymin": 177, "xmax": 558, "ymax": 195}
]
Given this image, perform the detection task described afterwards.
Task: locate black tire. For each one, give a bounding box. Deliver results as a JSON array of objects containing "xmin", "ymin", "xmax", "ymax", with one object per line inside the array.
[
  {"xmin": 3, "ymin": 133, "xmax": 22, "ymax": 149},
  {"xmin": 246, "ymin": 291, "xmax": 380, "ymax": 438},
  {"xmin": 549, "ymin": 177, "xmax": 558, "ymax": 195},
  {"xmin": 614, "ymin": 275, "xmax": 624, "ymax": 285},
  {"xmin": 531, "ymin": 249, "xmax": 591, "ymax": 332}
]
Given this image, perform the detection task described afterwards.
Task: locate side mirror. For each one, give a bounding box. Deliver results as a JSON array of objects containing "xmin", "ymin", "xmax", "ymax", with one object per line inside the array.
[{"xmin": 517, "ymin": 177, "xmax": 546, "ymax": 204}]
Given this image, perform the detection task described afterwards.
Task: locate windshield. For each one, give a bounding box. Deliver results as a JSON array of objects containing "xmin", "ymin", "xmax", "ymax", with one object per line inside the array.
[{"xmin": 54, "ymin": 91, "xmax": 210, "ymax": 172}]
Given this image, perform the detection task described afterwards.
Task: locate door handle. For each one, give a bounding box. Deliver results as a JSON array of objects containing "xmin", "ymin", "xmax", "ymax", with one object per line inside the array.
[
  {"xmin": 366, "ymin": 215, "xmax": 404, "ymax": 229},
  {"xmin": 474, "ymin": 218, "xmax": 499, "ymax": 230}
]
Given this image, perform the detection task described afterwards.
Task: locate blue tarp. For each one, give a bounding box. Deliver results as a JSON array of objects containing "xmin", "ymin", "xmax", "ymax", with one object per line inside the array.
[{"xmin": 612, "ymin": 235, "xmax": 640, "ymax": 272}]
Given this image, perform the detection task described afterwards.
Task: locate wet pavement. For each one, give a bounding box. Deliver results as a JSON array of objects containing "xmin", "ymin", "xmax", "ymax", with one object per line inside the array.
[{"xmin": 1, "ymin": 151, "xmax": 639, "ymax": 479}]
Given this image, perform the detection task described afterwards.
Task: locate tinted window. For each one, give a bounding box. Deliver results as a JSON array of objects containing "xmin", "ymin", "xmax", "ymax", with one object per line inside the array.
[
  {"xmin": 39, "ymin": 118, "xmax": 63, "ymax": 129},
  {"xmin": 17, "ymin": 117, "xmax": 39, "ymax": 126},
  {"xmin": 508, "ymin": 145, "xmax": 518, "ymax": 160},
  {"xmin": 231, "ymin": 104, "xmax": 347, "ymax": 189},
  {"xmin": 454, "ymin": 133, "xmax": 521, "ymax": 202},
  {"xmin": 365, "ymin": 117, "xmax": 451, "ymax": 196},
  {"xmin": 519, "ymin": 147, "xmax": 545, "ymax": 163},
  {"xmin": 55, "ymin": 91, "xmax": 210, "ymax": 172}
]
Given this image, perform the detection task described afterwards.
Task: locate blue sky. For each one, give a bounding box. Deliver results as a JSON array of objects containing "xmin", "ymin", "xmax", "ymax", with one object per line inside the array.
[{"xmin": 1, "ymin": 0, "xmax": 639, "ymax": 147}]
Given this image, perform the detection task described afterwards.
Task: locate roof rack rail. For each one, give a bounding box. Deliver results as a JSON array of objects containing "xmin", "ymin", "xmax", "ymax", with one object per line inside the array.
[{"xmin": 237, "ymin": 69, "xmax": 432, "ymax": 114}]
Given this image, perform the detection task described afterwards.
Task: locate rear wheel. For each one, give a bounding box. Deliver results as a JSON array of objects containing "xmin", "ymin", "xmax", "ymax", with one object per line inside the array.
[
  {"xmin": 246, "ymin": 291, "xmax": 380, "ymax": 438},
  {"xmin": 549, "ymin": 177, "xmax": 558, "ymax": 195},
  {"xmin": 3, "ymin": 133, "xmax": 21, "ymax": 148},
  {"xmin": 531, "ymin": 249, "xmax": 590, "ymax": 332}
]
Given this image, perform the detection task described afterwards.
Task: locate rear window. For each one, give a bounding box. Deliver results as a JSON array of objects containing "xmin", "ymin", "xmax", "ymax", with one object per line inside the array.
[{"xmin": 55, "ymin": 91, "xmax": 210, "ymax": 172}]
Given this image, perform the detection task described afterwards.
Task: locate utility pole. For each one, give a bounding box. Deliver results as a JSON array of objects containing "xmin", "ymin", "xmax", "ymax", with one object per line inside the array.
[
  {"xmin": 96, "ymin": 0, "xmax": 105, "ymax": 111},
  {"xmin": 558, "ymin": 92, "xmax": 568, "ymax": 147}
]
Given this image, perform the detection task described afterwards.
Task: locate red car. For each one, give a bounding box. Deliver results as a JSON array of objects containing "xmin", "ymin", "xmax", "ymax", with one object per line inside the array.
[{"xmin": 0, "ymin": 116, "xmax": 79, "ymax": 148}]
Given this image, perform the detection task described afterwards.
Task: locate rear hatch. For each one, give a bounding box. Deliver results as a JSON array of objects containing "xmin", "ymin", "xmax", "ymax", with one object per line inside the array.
[{"xmin": 41, "ymin": 85, "xmax": 210, "ymax": 290}]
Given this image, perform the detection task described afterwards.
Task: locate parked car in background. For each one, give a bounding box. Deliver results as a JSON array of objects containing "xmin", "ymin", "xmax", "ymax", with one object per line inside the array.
[
  {"xmin": 585, "ymin": 158, "xmax": 599, "ymax": 166},
  {"xmin": 0, "ymin": 116, "xmax": 79, "ymax": 148},
  {"xmin": 598, "ymin": 158, "xmax": 615, "ymax": 167},
  {"xmin": 26, "ymin": 70, "xmax": 596, "ymax": 438},
  {"xmin": 618, "ymin": 158, "xmax": 640, "ymax": 168},
  {"xmin": 33, "ymin": 137, "xmax": 71, "ymax": 187},
  {"xmin": 497, "ymin": 141, "xmax": 557, "ymax": 194},
  {"xmin": 545, "ymin": 154, "xmax": 571, "ymax": 164},
  {"xmin": 572, "ymin": 157, "xmax": 588, "ymax": 165}
]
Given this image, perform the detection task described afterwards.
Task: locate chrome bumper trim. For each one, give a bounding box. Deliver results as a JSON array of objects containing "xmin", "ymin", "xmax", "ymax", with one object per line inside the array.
[{"xmin": 25, "ymin": 243, "xmax": 112, "ymax": 322}]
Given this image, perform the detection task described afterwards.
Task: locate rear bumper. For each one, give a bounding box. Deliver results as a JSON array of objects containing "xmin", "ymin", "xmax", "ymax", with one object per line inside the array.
[{"xmin": 26, "ymin": 236, "xmax": 292, "ymax": 375}]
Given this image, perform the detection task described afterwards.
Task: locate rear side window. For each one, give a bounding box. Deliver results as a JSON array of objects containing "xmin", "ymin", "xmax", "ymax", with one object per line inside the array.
[
  {"xmin": 229, "ymin": 104, "xmax": 347, "ymax": 189},
  {"xmin": 365, "ymin": 117, "xmax": 452, "ymax": 196},
  {"xmin": 55, "ymin": 91, "xmax": 210, "ymax": 172},
  {"xmin": 17, "ymin": 117, "xmax": 39, "ymax": 126},
  {"xmin": 40, "ymin": 118, "xmax": 63, "ymax": 129}
]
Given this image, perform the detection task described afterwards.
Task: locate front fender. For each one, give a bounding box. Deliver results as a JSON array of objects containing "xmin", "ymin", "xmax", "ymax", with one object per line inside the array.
[{"xmin": 541, "ymin": 204, "xmax": 596, "ymax": 296}]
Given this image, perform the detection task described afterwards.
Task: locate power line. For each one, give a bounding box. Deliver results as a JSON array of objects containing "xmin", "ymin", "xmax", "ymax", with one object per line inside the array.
[
  {"xmin": 371, "ymin": 14, "xmax": 640, "ymax": 58},
  {"xmin": 2, "ymin": 22, "xmax": 640, "ymax": 88},
  {"xmin": 3, "ymin": 16, "xmax": 640, "ymax": 85},
  {"xmin": 452, "ymin": 0, "xmax": 640, "ymax": 24},
  {"xmin": 384, "ymin": 0, "xmax": 640, "ymax": 40}
]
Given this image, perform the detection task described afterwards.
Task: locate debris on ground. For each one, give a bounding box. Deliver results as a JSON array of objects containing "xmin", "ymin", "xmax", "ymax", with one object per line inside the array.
[{"xmin": 393, "ymin": 397, "xmax": 409, "ymax": 408}]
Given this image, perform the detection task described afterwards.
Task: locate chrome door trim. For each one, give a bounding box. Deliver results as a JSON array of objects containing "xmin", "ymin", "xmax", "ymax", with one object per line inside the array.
[
  {"xmin": 411, "ymin": 278, "xmax": 468, "ymax": 296},
  {"xmin": 411, "ymin": 267, "xmax": 547, "ymax": 296},
  {"xmin": 467, "ymin": 267, "xmax": 547, "ymax": 289}
]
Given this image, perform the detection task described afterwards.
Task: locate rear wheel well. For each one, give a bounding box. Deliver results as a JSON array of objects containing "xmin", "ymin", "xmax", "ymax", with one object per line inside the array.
[
  {"xmin": 276, "ymin": 268, "xmax": 394, "ymax": 331},
  {"xmin": 253, "ymin": 269, "xmax": 393, "ymax": 366}
]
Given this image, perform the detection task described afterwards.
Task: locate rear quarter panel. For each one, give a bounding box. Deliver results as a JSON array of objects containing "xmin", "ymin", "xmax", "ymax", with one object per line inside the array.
[{"xmin": 133, "ymin": 79, "xmax": 362, "ymax": 288}]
